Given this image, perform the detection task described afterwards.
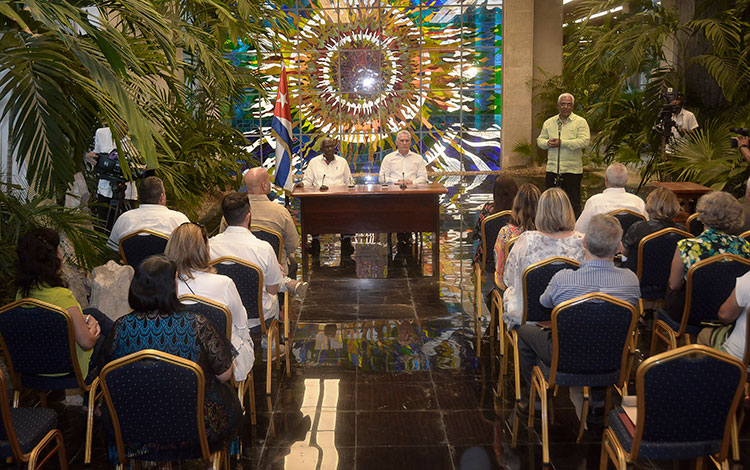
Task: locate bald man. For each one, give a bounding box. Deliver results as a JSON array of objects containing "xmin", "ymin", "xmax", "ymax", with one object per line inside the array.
[{"xmin": 221, "ymin": 168, "xmax": 300, "ymax": 278}]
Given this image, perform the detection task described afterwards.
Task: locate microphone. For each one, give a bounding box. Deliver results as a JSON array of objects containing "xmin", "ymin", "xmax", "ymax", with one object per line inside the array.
[
  {"xmin": 555, "ymin": 121, "xmax": 562, "ymax": 187},
  {"xmin": 319, "ymin": 174, "xmax": 328, "ymax": 191},
  {"xmin": 400, "ymin": 171, "xmax": 407, "ymax": 190}
]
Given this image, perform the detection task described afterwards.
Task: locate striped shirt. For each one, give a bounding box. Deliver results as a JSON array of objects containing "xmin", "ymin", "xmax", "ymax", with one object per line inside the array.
[{"xmin": 539, "ymin": 259, "xmax": 641, "ymax": 308}]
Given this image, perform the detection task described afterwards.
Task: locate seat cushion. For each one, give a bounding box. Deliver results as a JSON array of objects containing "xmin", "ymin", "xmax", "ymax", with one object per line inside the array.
[
  {"xmin": 0, "ymin": 407, "xmax": 57, "ymax": 457},
  {"xmin": 536, "ymin": 361, "xmax": 621, "ymax": 387},
  {"xmin": 655, "ymin": 309, "xmax": 702, "ymax": 336}
]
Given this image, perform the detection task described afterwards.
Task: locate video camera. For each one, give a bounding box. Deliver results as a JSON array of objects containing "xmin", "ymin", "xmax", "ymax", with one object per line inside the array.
[
  {"xmin": 730, "ymin": 127, "xmax": 750, "ymax": 148},
  {"xmin": 95, "ymin": 149, "xmax": 144, "ymax": 184}
]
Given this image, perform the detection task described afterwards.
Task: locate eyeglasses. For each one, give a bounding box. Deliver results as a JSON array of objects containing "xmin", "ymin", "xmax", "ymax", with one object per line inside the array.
[{"xmin": 180, "ymin": 221, "xmax": 208, "ymax": 244}]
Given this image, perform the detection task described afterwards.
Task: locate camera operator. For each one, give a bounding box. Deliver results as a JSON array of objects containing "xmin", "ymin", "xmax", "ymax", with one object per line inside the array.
[
  {"xmin": 85, "ymin": 126, "xmax": 138, "ymax": 232},
  {"xmin": 669, "ymin": 92, "xmax": 699, "ymax": 142}
]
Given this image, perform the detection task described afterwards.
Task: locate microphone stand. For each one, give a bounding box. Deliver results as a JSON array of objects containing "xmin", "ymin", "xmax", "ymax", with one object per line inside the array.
[
  {"xmin": 555, "ymin": 121, "xmax": 562, "ymax": 187},
  {"xmin": 400, "ymin": 171, "xmax": 407, "ymax": 190},
  {"xmin": 319, "ymin": 174, "xmax": 328, "ymax": 191}
]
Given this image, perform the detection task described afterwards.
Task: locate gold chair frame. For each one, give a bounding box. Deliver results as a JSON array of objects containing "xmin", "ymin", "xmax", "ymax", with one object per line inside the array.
[
  {"xmin": 473, "ymin": 210, "xmax": 511, "ymax": 358},
  {"xmin": 524, "ymin": 293, "xmax": 637, "ymax": 466},
  {"xmin": 505, "ymin": 256, "xmax": 580, "ymax": 445},
  {"xmin": 179, "ymin": 294, "xmax": 257, "ymax": 426},
  {"xmin": 118, "ymin": 229, "xmax": 169, "ymax": 266},
  {"xmin": 0, "ymin": 298, "xmax": 101, "ymax": 465},
  {"xmin": 250, "ymin": 225, "xmax": 284, "ymax": 264},
  {"xmin": 99, "ymin": 349, "xmax": 227, "ymax": 470},
  {"xmin": 600, "ymin": 345, "xmax": 745, "ymax": 470},
  {"xmin": 651, "ymin": 254, "xmax": 750, "ymax": 354},
  {"xmin": 209, "ymin": 256, "xmax": 290, "ymax": 395},
  {"xmin": 0, "ymin": 368, "xmax": 67, "ymax": 470}
]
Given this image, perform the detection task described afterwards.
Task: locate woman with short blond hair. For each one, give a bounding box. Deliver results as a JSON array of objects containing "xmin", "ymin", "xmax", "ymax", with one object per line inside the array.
[{"xmin": 502, "ymin": 188, "xmax": 585, "ymax": 329}]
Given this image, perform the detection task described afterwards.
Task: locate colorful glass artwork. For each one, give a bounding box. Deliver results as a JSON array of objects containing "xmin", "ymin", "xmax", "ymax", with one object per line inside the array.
[{"xmin": 229, "ymin": 0, "xmax": 502, "ymax": 177}]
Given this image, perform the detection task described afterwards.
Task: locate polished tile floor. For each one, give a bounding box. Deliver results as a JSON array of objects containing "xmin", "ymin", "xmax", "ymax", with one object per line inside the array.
[{"xmin": 59, "ymin": 175, "xmax": 750, "ymax": 468}]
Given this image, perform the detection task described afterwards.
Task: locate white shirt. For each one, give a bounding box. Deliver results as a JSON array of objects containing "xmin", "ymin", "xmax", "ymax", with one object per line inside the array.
[
  {"xmin": 378, "ymin": 150, "xmax": 428, "ymax": 184},
  {"xmin": 302, "ymin": 155, "xmax": 353, "ymax": 187},
  {"xmin": 671, "ymin": 108, "xmax": 699, "ymax": 140},
  {"xmin": 575, "ymin": 188, "xmax": 648, "ymax": 233},
  {"xmin": 93, "ymin": 127, "xmax": 138, "ymax": 199},
  {"xmin": 107, "ymin": 204, "xmax": 189, "ymax": 250},
  {"xmin": 177, "ymin": 270, "xmax": 254, "ymax": 381},
  {"xmin": 209, "ymin": 226, "xmax": 284, "ymax": 328},
  {"xmin": 726, "ymin": 271, "xmax": 750, "ymax": 362}
]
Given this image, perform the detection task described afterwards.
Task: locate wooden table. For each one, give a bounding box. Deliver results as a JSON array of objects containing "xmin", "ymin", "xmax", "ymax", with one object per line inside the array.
[
  {"xmin": 292, "ymin": 183, "xmax": 448, "ymax": 278},
  {"xmin": 651, "ymin": 181, "xmax": 712, "ymax": 214}
]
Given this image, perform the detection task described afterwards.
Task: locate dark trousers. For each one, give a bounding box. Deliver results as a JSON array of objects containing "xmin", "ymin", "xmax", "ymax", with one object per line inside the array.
[
  {"xmin": 84, "ymin": 307, "xmax": 115, "ymax": 385},
  {"xmin": 546, "ymin": 171, "xmax": 582, "ymax": 216}
]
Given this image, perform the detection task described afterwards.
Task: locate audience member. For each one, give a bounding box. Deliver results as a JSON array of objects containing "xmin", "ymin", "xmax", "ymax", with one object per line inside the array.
[
  {"xmin": 379, "ymin": 129, "xmax": 428, "ymax": 185},
  {"xmin": 575, "ymin": 162, "xmax": 647, "ymax": 233},
  {"xmin": 15, "ymin": 228, "xmax": 113, "ymax": 383},
  {"xmin": 665, "ymin": 191, "xmax": 750, "ymax": 321},
  {"xmin": 514, "ymin": 214, "xmax": 640, "ymax": 420},
  {"xmin": 697, "ymin": 270, "xmax": 749, "ymax": 362},
  {"xmin": 210, "ymin": 192, "xmax": 284, "ymax": 332},
  {"xmin": 502, "ymin": 188, "xmax": 585, "ymax": 329},
  {"xmin": 669, "ymin": 92, "xmax": 699, "ymax": 142},
  {"xmin": 229, "ymin": 168, "xmax": 304, "ymax": 280},
  {"xmin": 107, "ymin": 176, "xmax": 189, "ymax": 250},
  {"xmin": 494, "ymin": 183, "xmax": 541, "ymax": 287},
  {"xmin": 621, "ymin": 187, "xmax": 682, "ymax": 272},
  {"xmin": 537, "ymin": 93, "xmax": 590, "ymax": 214},
  {"xmin": 165, "ymin": 223, "xmax": 254, "ymax": 381},
  {"xmin": 99, "ymin": 255, "xmax": 241, "ymax": 454},
  {"xmin": 472, "ymin": 175, "xmax": 518, "ymax": 265}
]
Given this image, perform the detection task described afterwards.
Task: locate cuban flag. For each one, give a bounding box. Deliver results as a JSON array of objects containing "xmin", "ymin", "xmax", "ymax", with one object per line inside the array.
[{"xmin": 271, "ymin": 65, "xmax": 294, "ymax": 191}]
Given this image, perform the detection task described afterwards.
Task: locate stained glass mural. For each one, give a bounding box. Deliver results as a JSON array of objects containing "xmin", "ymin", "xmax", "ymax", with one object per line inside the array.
[{"xmin": 229, "ymin": 0, "xmax": 502, "ymax": 178}]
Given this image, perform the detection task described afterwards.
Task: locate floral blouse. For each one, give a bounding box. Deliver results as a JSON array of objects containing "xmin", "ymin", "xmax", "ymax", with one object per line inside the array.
[
  {"xmin": 677, "ymin": 228, "xmax": 750, "ymax": 278},
  {"xmin": 502, "ymin": 230, "xmax": 585, "ymax": 329},
  {"xmin": 494, "ymin": 223, "xmax": 522, "ymax": 287}
]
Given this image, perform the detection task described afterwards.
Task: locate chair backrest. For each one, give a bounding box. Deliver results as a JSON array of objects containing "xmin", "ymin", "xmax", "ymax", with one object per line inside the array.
[
  {"xmin": 686, "ymin": 213, "xmax": 704, "ymax": 236},
  {"xmin": 99, "ymin": 349, "xmax": 210, "ymax": 464},
  {"xmin": 119, "ymin": 229, "xmax": 169, "ymax": 267},
  {"xmin": 636, "ymin": 228, "xmax": 691, "ymax": 300},
  {"xmin": 522, "ymin": 257, "xmax": 580, "ymax": 324},
  {"xmin": 178, "ymin": 295, "xmax": 231, "ymax": 340},
  {"xmin": 681, "ymin": 254, "xmax": 750, "ymax": 332},
  {"xmin": 480, "ymin": 210, "xmax": 512, "ymax": 272},
  {"xmin": 740, "ymin": 229, "xmax": 750, "ymax": 241},
  {"xmin": 607, "ymin": 209, "xmax": 647, "ymax": 237},
  {"xmin": 250, "ymin": 226, "xmax": 283, "ymax": 263},
  {"xmin": 0, "ymin": 299, "xmax": 85, "ymax": 391},
  {"xmin": 549, "ymin": 293, "xmax": 637, "ymax": 386},
  {"xmin": 209, "ymin": 257, "xmax": 265, "ymax": 326},
  {"xmin": 497, "ymin": 235, "xmax": 519, "ymax": 290},
  {"xmin": 630, "ymin": 345, "xmax": 746, "ymax": 461}
]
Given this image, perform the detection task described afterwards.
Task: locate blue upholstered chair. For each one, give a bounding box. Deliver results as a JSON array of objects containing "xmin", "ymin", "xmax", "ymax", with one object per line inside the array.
[
  {"xmin": 210, "ymin": 256, "xmax": 289, "ymax": 394},
  {"xmin": 119, "ymin": 229, "xmax": 169, "ymax": 267},
  {"xmin": 251, "ymin": 226, "xmax": 284, "ymax": 264},
  {"xmin": 179, "ymin": 294, "xmax": 257, "ymax": 425},
  {"xmin": 492, "ymin": 234, "xmax": 518, "ymax": 395},
  {"xmin": 0, "ymin": 369, "xmax": 67, "ymax": 470},
  {"xmin": 635, "ymin": 227, "xmax": 691, "ymax": 301},
  {"xmin": 651, "ymin": 254, "xmax": 750, "ymax": 354},
  {"xmin": 99, "ymin": 349, "xmax": 228, "ymax": 467},
  {"xmin": 519, "ymin": 293, "xmax": 638, "ymax": 466},
  {"xmin": 601, "ymin": 345, "xmax": 746, "ymax": 469},
  {"xmin": 0, "ymin": 298, "xmax": 100, "ymax": 464},
  {"xmin": 607, "ymin": 208, "xmax": 647, "ymax": 238},
  {"xmin": 473, "ymin": 210, "xmax": 512, "ymax": 357},
  {"xmin": 504, "ymin": 256, "xmax": 579, "ymax": 413}
]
